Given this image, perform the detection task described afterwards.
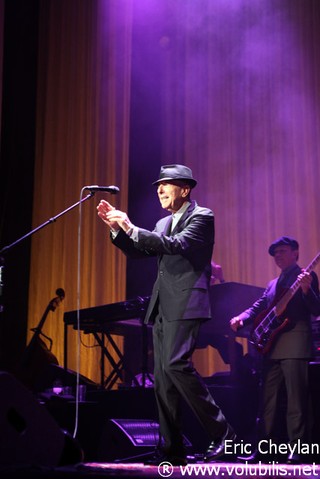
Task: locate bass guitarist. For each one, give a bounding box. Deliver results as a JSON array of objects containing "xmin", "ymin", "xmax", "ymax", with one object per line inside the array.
[{"xmin": 230, "ymin": 236, "xmax": 320, "ymax": 464}]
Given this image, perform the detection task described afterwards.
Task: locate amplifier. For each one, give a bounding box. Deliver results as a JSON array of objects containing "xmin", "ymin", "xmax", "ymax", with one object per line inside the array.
[{"xmin": 97, "ymin": 418, "xmax": 192, "ymax": 462}]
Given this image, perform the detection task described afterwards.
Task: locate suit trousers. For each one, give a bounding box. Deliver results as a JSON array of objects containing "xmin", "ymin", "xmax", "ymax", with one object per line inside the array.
[
  {"xmin": 262, "ymin": 358, "xmax": 309, "ymax": 444},
  {"xmin": 152, "ymin": 312, "xmax": 228, "ymax": 453}
]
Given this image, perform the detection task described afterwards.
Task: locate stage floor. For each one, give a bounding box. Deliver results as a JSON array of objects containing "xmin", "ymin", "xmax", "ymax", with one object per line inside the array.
[{"xmin": 0, "ymin": 461, "xmax": 319, "ymax": 479}]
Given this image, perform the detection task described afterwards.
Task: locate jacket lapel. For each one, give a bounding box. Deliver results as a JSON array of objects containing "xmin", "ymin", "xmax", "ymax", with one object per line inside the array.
[
  {"xmin": 164, "ymin": 216, "xmax": 173, "ymax": 235},
  {"xmin": 172, "ymin": 200, "xmax": 196, "ymax": 234}
]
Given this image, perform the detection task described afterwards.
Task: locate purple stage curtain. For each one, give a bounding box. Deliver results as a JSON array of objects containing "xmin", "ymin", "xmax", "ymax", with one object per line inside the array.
[{"xmin": 28, "ymin": 0, "xmax": 320, "ymax": 383}]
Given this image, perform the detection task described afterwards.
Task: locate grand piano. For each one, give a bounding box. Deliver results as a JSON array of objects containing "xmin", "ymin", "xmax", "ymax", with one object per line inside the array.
[{"xmin": 64, "ymin": 282, "xmax": 264, "ymax": 389}]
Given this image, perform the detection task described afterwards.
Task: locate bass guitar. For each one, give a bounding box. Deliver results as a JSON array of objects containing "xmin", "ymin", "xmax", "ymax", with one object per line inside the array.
[
  {"xmin": 251, "ymin": 252, "xmax": 320, "ymax": 354},
  {"xmin": 18, "ymin": 288, "xmax": 65, "ymax": 389}
]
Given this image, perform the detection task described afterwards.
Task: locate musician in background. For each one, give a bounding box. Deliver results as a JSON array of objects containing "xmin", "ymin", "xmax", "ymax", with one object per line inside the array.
[
  {"xmin": 230, "ymin": 236, "xmax": 320, "ymax": 464},
  {"xmin": 210, "ymin": 261, "xmax": 225, "ymax": 285},
  {"xmin": 97, "ymin": 164, "xmax": 235, "ymax": 465}
]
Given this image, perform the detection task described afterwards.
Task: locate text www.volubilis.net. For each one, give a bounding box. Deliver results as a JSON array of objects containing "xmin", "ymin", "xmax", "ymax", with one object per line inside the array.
[{"xmin": 177, "ymin": 462, "xmax": 318, "ymax": 477}]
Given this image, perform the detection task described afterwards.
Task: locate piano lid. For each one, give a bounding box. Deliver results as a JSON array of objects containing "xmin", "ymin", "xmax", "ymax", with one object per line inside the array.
[{"xmin": 200, "ymin": 281, "xmax": 265, "ymax": 340}]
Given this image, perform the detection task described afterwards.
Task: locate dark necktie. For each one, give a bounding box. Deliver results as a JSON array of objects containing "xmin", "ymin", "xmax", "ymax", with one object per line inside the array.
[{"xmin": 276, "ymin": 273, "xmax": 287, "ymax": 294}]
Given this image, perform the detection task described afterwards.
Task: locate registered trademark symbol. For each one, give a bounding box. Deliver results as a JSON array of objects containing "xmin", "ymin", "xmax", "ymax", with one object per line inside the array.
[{"xmin": 158, "ymin": 461, "xmax": 173, "ymax": 477}]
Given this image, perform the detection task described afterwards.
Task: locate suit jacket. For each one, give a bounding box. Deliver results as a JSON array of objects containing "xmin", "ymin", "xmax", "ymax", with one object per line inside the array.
[
  {"xmin": 242, "ymin": 264, "xmax": 320, "ymax": 359},
  {"xmin": 112, "ymin": 200, "xmax": 215, "ymax": 324}
]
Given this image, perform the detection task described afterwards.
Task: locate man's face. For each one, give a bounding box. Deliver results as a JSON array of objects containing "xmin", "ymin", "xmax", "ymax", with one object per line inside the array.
[
  {"xmin": 273, "ymin": 245, "xmax": 298, "ymax": 271},
  {"xmin": 157, "ymin": 181, "xmax": 191, "ymax": 213}
]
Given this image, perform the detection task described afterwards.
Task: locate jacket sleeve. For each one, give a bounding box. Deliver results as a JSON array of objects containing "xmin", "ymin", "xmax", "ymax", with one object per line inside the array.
[
  {"xmin": 239, "ymin": 283, "xmax": 272, "ymax": 326},
  {"xmin": 301, "ymin": 272, "xmax": 320, "ymax": 316},
  {"xmin": 112, "ymin": 207, "xmax": 214, "ymax": 259},
  {"xmin": 111, "ymin": 229, "xmax": 157, "ymax": 259},
  {"xmin": 134, "ymin": 208, "xmax": 214, "ymax": 256}
]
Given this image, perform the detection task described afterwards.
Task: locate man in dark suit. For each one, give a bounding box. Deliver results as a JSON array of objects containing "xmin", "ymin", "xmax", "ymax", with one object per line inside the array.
[
  {"xmin": 230, "ymin": 236, "xmax": 320, "ymax": 464},
  {"xmin": 97, "ymin": 164, "xmax": 235, "ymax": 464}
]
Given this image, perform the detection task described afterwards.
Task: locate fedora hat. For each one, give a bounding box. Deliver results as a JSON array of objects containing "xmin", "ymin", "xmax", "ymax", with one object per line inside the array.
[
  {"xmin": 268, "ymin": 236, "xmax": 299, "ymax": 256},
  {"xmin": 152, "ymin": 164, "xmax": 197, "ymax": 188}
]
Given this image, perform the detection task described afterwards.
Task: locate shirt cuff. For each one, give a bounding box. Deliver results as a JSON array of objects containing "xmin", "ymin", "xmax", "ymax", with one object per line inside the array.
[
  {"xmin": 110, "ymin": 229, "xmax": 120, "ymax": 240},
  {"xmin": 127, "ymin": 226, "xmax": 139, "ymax": 241}
]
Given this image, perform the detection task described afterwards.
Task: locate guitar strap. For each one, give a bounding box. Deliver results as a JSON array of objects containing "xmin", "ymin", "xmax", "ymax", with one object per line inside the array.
[{"xmin": 276, "ymin": 264, "xmax": 301, "ymax": 294}]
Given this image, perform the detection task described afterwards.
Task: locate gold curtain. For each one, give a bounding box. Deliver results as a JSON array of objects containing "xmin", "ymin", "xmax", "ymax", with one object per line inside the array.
[{"xmin": 28, "ymin": 0, "xmax": 133, "ymax": 384}]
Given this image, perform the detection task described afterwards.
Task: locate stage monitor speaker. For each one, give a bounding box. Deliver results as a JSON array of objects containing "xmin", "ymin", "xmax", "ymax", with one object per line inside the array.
[
  {"xmin": 98, "ymin": 418, "xmax": 192, "ymax": 462},
  {"xmin": 0, "ymin": 371, "xmax": 81, "ymax": 467}
]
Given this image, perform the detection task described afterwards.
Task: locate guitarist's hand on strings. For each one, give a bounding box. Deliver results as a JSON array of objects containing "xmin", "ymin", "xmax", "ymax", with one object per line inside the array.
[
  {"xmin": 230, "ymin": 315, "xmax": 244, "ymax": 332},
  {"xmin": 298, "ymin": 270, "xmax": 312, "ymax": 294},
  {"xmin": 229, "ymin": 272, "xmax": 312, "ymax": 332}
]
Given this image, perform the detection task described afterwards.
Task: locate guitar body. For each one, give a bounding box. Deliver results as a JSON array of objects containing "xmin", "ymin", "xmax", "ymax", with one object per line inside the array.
[
  {"xmin": 251, "ymin": 306, "xmax": 290, "ymax": 354},
  {"xmin": 16, "ymin": 288, "xmax": 64, "ymax": 390},
  {"xmin": 18, "ymin": 337, "xmax": 59, "ymax": 389}
]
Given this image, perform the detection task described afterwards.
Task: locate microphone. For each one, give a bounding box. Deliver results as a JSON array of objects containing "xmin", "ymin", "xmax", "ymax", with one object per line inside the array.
[{"xmin": 84, "ymin": 185, "xmax": 120, "ymax": 194}]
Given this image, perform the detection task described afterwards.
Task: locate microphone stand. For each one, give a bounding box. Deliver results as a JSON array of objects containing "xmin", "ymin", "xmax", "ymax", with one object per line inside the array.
[
  {"xmin": 0, "ymin": 192, "xmax": 95, "ymax": 312},
  {"xmin": 0, "ymin": 256, "xmax": 4, "ymax": 313}
]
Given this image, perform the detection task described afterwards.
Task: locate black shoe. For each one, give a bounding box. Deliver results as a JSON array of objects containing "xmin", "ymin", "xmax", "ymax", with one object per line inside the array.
[
  {"xmin": 204, "ymin": 426, "xmax": 237, "ymax": 462},
  {"xmin": 287, "ymin": 452, "xmax": 300, "ymax": 464},
  {"xmin": 168, "ymin": 455, "xmax": 188, "ymax": 466}
]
